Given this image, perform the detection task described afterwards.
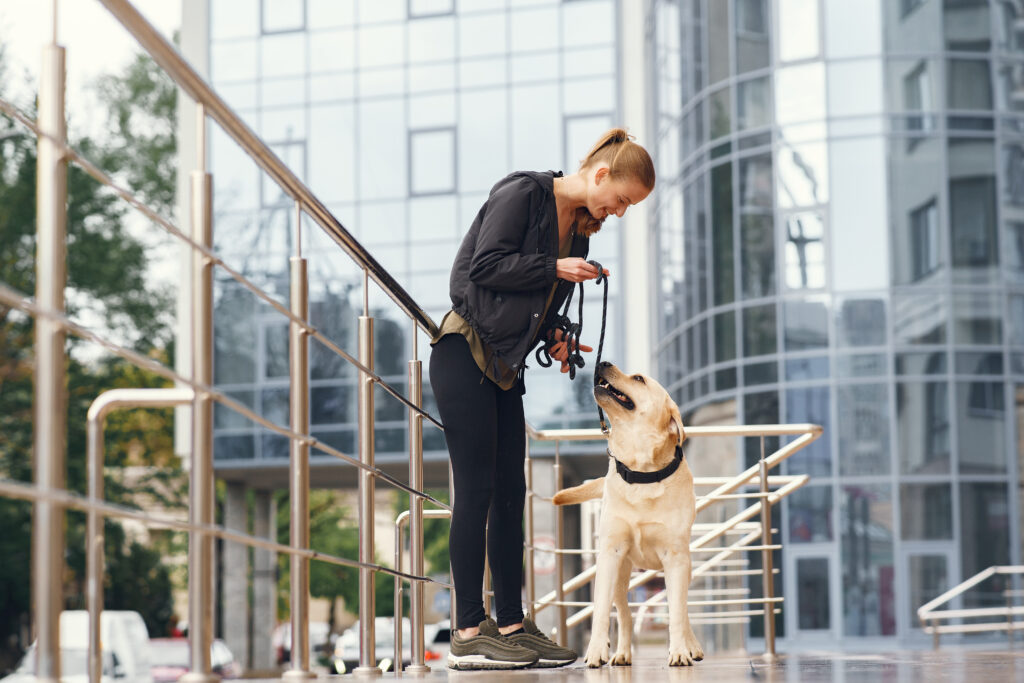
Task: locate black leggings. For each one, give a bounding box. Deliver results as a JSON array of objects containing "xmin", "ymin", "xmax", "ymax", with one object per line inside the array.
[{"xmin": 429, "ymin": 334, "xmax": 526, "ymax": 629}]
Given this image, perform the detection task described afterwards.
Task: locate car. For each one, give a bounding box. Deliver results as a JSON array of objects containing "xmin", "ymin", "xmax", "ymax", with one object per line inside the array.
[
  {"xmin": 271, "ymin": 621, "xmax": 332, "ymax": 666},
  {"xmin": 1, "ymin": 611, "xmax": 152, "ymax": 683},
  {"xmin": 149, "ymin": 638, "xmax": 241, "ymax": 682},
  {"xmin": 332, "ymin": 618, "xmax": 450, "ymax": 673}
]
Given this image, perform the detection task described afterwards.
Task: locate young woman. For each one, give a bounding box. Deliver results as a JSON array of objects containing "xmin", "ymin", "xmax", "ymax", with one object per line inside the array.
[{"xmin": 430, "ymin": 128, "xmax": 655, "ymax": 670}]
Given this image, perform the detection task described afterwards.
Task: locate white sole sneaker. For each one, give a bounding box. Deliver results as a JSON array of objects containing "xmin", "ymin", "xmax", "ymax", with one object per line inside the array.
[{"xmin": 447, "ymin": 653, "xmax": 536, "ymax": 670}]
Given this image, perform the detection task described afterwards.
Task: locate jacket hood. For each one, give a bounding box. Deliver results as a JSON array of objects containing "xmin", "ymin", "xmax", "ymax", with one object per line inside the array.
[{"xmin": 490, "ymin": 170, "xmax": 562, "ymax": 197}]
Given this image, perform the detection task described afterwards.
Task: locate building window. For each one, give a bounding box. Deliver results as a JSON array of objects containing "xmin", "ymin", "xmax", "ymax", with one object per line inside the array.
[
  {"xmin": 784, "ymin": 212, "xmax": 825, "ymax": 290},
  {"xmin": 261, "ymin": 0, "xmax": 305, "ymax": 34},
  {"xmin": 909, "ymin": 199, "xmax": 939, "ymax": 281},
  {"xmin": 408, "ymin": 0, "xmax": 454, "ymax": 18},
  {"xmin": 903, "ymin": 62, "xmax": 933, "ymax": 140},
  {"xmin": 409, "ymin": 127, "xmax": 456, "ymax": 196},
  {"xmin": 262, "ymin": 141, "xmax": 306, "ymax": 208},
  {"xmin": 950, "ymin": 176, "xmax": 997, "ymax": 267},
  {"xmin": 901, "ymin": 0, "xmax": 928, "ymax": 19}
]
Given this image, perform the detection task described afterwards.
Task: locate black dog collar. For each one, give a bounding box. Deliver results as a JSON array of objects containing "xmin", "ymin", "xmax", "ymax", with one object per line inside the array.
[{"xmin": 611, "ymin": 444, "xmax": 684, "ymax": 485}]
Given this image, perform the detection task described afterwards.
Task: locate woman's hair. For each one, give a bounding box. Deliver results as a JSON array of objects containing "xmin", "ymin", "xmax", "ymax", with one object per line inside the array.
[{"xmin": 574, "ymin": 127, "xmax": 655, "ymax": 237}]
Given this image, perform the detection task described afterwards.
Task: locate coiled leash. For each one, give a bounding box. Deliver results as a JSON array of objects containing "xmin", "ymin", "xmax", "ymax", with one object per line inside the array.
[{"xmin": 535, "ymin": 260, "xmax": 611, "ymax": 434}]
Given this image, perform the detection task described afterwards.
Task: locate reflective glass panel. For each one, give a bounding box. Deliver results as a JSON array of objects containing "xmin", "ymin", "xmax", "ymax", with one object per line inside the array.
[
  {"xmin": 836, "ymin": 299, "xmax": 886, "ymax": 348},
  {"xmin": 709, "ymin": 87, "xmax": 731, "ymax": 140},
  {"xmin": 744, "ymin": 361, "xmax": 777, "ymax": 386},
  {"xmin": 900, "ymin": 483, "xmax": 953, "ymax": 540},
  {"xmin": 892, "ymin": 292, "xmax": 947, "ymax": 345},
  {"xmin": 789, "ymin": 486, "xmax": 832, "ymax": 542},
  {"xmin": 949, "ymin": 139, "xmax": 998, "ymax": 284},
  {"xmin": 785, "ymin": 387, "xmax": 831, "ymax": 477},
  {"xmin": 215, "ymin": 391, "xmax": 255, "ymax": 430},
  {"xmin": 743, "ymin": 304, "xmax": 777, "ymax": 357},
  {"xmin": 838, "ymin": 383, "xmax": 890, "ymax": 475},
  {"xmin": 737, "ymin": 76, "xmax": 771, "ymax": 130},
  {"xmin": 714, "ymin": 310, "xmax": 737, "ymax": 363},
  {"xmin": 824, "ymin": 0, "xmax": 881, "ymax": 58},
  {"xmin": 944, "ymin": 0, "xmax": 990, "ymax": 52},
  {"xmin": 952, "ymin": 291, "xmax": 1002, "ymax": 345},
  {"xmin": 262, "ymin": 0, "xmax": 305, "ymax": 33},
  {"xmin": 948, "ymin": 59, "xmax": 993, "ymax": 110},
  {"xmin": 777, "ymin": 143, "xmax": 828, "ymax": 208},
  {"xmin": 784, "ymin": 300, "xmax": 828, "ymax": 351},
  {"xmin": 215, "ymin": 435, "xmax": 255, "ymax": 460},
  {"xmin": 955, "ymin": 352, "xmax": 1003, "ymax": 375},
  {"xmin": 797, "ymin": 558, "xmax": 831, "ymax": 630},
  {"xmin": 840, "ymin": 484, "xmax": 895, "ymax": 636},
  {"xmin": 836, "ymin": 353, "xmax": 886, "ymax": 378},
  {"xmin": 708, "ymin": 0, "xmax": 731, "ymax": 84},
  {"xmin": 786, "ymin": 356, "xmax": 830, "ymax": 381},
  {"xmin": 775, "ymin": 63, "xmax": 826, "ymax": 127},
  {"xmin": 735, "ymin": 0, "xmax": 769, "ymax": 74},
  {"xmin": 957, "ymin": 381, "xmax": 1007, "ymax": 474},
  {"xmin": 890, "ymin": 135, "xmax": 944, "ymax": 285},
  {"xmin": 907, "ymin": 555, "xmax": 949, "ymax": 628},
  {"xmin": 885, "ymin": 0, "xmax": 941, "ymax": 53},
  {"xmin": 410, "ymin": 128, "xmax": 456, "ymax": 195},
  {"xmin": 744, "ymin": 390, "xmax": 779, "ymax": 468},
  {"xmin": 960, "ymin": 482, "xmax": 1011, "ymax": 607},
  {"xmin": 784, "ymin": 212, "xmax": 826, "ymax": 290},
  {"xmin": 777, "ymin": 0, "xmax": 819, "ymax": 62},
  {"xmin": 311, "ymin": 385, "xmax": 353, "ymax": 425},
  {"xmin": 895, "ymin": 351, "xmax": 947, "ymax": 375},
  {"xmin": 214, "ymin": 283, "xmax": 257, "ymax": 384},
  {"xmin": 712, "ymin": 163, "xmax": 735, "ymax": 306},
  {"xmin": 896, "ymin": 382, "xmax": 951, "ymax": 475}
]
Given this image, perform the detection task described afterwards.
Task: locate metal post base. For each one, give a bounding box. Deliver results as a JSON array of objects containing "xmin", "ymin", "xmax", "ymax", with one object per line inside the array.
[
  {"xmin": 403, "ymin": 664, "xmax": 432, "ymax": 674},
  {"xmin": 281, "ymin": 670, "xmax": 317, "ymax": 681},
  {"xmin": 178, "ymin": 673, "xmax": 218, "ymax": 683},
  {"xmin": 352, "ymin": 666, "xmax": 384, "ymax": 677}
]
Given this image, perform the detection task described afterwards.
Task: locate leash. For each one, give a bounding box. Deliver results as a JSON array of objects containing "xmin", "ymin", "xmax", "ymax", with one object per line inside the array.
[{"xmin": 535, "ymin": 260, "xmax": 610, "ymax": 434}]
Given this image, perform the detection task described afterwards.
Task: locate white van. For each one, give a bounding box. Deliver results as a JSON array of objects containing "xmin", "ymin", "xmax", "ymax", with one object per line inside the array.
[{"xmin": 1, "ymin": 611, "xmax": 153, "ymax": 683}]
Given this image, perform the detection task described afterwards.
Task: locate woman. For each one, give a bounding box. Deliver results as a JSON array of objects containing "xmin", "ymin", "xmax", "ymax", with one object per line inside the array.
[{"xmin": 430, "ymin": 128, "xmax": 655, "ymax": 670}]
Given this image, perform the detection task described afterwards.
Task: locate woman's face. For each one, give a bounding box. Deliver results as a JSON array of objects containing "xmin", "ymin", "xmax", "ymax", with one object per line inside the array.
[{"xmin": 585, "ymin": 165, "xmax": 652, "ymax": 223}]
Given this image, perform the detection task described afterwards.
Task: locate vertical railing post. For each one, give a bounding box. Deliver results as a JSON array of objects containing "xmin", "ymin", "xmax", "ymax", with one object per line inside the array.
[
  {"xmin": 181, "ymin": 104, "xmax": 216, "ymax": 683},
  {"xmin": 524, "ymin": 445, "xmax": 535, "ymax": 614},
  {"xmin": 283, "ymin": 251, "xmax": 314, "ymax": 681},
  {"xmin": 406, "ymin": 328, "xmax": 430, "ymax": 673},
  {"xmin": 554, "ymin": 441, "xmax": 567, "ymax": 645},
  {"xmin": 758, "ymin": 436, "xmax": 776, "ymax": 658},
  {"xmin": 354, "ymin": 275, "xmax": 380, "ymax": 676},
  {"xmin": 34, "ymin": 33, "xmax": 67, "ymax": 683}
]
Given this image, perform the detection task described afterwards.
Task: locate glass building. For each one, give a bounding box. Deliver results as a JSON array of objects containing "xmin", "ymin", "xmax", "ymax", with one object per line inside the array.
[
  {"xmin": 196, "ymin": 0, "xmax": 626, "ymax": 477},
  {"xmin": 649, "ymin": 0, "xmax": 1023, "ymax": 643}
]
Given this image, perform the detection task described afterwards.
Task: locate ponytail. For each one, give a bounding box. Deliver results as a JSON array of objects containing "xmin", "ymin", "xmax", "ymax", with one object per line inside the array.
[{"xmin": 574, "ymin": 127, "xmax": 655, "ymax": 238}]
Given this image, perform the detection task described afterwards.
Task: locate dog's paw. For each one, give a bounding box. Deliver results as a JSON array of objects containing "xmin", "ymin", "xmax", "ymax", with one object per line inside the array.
[
  {"xmin": 667, "ymin": 650, "xmax": 696, "ymax": 667},
  {"xmin": 685, "ymin": 631, "xmax": 704, "ymax": 661},
  {"xmin": 584, "ymin": 642, "xmax": 610, "ymax": 668},
  {"xmin": 609, "ymin": 652, "xmax": 631, "ymax": 666}
]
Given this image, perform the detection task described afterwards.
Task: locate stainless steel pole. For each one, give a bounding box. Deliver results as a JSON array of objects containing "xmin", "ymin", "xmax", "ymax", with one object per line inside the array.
[
  {"xmin": 554, "ymin": 443, "xmax": 566, "ymax": 645},
  {"xmin": 406, "ymin": 349, "xmax": 430, "ymax": 673},
  {"xmin": 33, "ymin": 37, "xmax": 67, "ymax": 683},
  {"xmin": 524, "ymin": 446, "xmax": 535, "ymax": 614},
  {"xmin": 283, "ymin": 256, "xmax": 315, "ymax": 681},
  {"xmin": 87, "ymin": 389, "xmax": 194, "ymax": 683},
  {"xmin": 354, "ymin": 311, "xmax": 380, "ymax": 676},
  {"xmin": 758, "ymin": 437, "xmax": 776, "ymax": 657},
  {"xmin": 181, "ymin": 103, "xmax": 216, "ymax": 683}
]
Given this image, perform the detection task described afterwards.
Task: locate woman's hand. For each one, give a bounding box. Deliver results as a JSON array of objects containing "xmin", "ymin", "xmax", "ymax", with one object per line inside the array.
[
  {"xmin": 547, "ymin": 328, "xmax": 593, "ymax": 373},
  {"xmin": 556, "ymin": 258, "xmax": 610, "ymax": 283}
]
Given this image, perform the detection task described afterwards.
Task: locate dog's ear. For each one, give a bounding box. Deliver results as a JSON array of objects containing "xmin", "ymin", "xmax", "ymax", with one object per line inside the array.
[{"xmin": 667, "ymin": 402, "xmax": 685, "ymax": 446}]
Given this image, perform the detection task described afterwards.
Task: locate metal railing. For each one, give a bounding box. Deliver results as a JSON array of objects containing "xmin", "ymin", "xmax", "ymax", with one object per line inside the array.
[
  {"xmin": 521, "ymin": 423, "xmax": 822, "ymax": 656},
  {"xmin": 918, "ymin": 565, "xmax": 1024, "ymax": 648}
]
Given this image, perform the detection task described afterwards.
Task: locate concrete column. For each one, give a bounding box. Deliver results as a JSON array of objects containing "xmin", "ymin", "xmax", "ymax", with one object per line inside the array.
[
  {"xmin": 252, "ymin": 490, "xmax": 278, "ymax": 671},
  {"xmin": 222, "ymin": 482, "xmax": 249, "ymax": 669}
]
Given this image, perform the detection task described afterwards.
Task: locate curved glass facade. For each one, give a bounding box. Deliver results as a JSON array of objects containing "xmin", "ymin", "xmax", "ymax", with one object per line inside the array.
[{"xmin": 650, "ymin": 0, "xmax": 1022, "ymax": 642}]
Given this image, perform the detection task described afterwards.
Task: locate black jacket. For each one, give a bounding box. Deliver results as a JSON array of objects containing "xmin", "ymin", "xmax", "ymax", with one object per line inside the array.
[{"xmin": 449, "ymin": 170, "xmax": 590, "ymax": 376}]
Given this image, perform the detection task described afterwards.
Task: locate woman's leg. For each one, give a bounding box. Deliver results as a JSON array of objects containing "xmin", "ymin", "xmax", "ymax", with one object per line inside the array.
[
  {"xmin": 488, "ymin": 383, "xmax": 527, "ymax": 628},
  {"xmin": 428, "ymin": 334, "xmax": 498, "ymax": 630}
]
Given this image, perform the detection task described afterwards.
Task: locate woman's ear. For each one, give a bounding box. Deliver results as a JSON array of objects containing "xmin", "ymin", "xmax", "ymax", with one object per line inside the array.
[{"xmin": 593, "ymin": 164, "xmax": 610, "ymax": 184}]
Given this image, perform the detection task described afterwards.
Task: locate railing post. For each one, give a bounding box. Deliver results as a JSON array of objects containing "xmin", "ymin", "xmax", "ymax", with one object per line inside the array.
[
  {"xmin": 33, "ymin": 32, "xmax": 67, "ymax": 683},
  {"xmin": 354, "ymin": 290, "xmax": 380, "ymax": 676},
  {"xmin": 525, "ymin": 445, "xmax": 535, "ymax": 614},
  {"xmin": 283, "ymin": 254, "xmax": 315, "ymax": 681},
  {"xmin": 182, "ymin": 103, "xmax": 217, "ymax": 683},
  {"xmin": 759, "ymin": 436, "xmax": 776, "ymax": 658},
  {"xmin": 406, "ymin": 343, "xmax": 430, "ymax": 673},
  {"xmin": 555, "ymin": 442, "xmax": 567, "ymax": 646}
]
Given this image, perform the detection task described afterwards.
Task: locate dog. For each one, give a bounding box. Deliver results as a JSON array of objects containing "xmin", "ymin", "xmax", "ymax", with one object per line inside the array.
[{"xmin": 553, "ymin": 361, "xmax": 703, "ymax": 667}]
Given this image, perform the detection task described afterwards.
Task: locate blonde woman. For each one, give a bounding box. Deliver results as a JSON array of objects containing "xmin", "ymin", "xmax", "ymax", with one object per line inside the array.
[{"xmin": 430, "ymin": 129, "xmax": 655, "ymax": 670}]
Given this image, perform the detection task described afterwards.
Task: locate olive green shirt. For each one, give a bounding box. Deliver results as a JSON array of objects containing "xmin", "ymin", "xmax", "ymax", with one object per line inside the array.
[{"xmin": 432, "ymin": 231, "xmax": 574, "ymax": 391}]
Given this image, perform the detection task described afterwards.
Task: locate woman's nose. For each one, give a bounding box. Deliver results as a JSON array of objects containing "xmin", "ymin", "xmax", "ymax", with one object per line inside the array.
[{"xmin": 615, "ymin": 206, "xmax": 626, "ymax": 218}]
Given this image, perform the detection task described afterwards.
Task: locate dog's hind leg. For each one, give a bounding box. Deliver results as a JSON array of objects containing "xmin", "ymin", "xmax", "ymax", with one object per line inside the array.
[
  {"xmin": 609, "ymin": 560, "xmax": 632, "ymax": 666},
  {"xmin": 662, "ymin": 546, "xmax": 703, "ymax": 666}
]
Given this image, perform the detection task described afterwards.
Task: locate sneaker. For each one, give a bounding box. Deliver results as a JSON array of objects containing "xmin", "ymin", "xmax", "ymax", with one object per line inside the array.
[
  {"xmin": 505, "ymin": 616, "xmax": 578, "ymax": 668},
  {"xmin": 447, "ymin": 617, "xmax": 540, "ymax": 670}
]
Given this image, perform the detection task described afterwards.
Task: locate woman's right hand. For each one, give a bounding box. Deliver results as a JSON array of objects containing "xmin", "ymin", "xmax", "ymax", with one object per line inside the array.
[{"xmin": 556, "ymin": 258, "xmax": 610, "ymax": 283}]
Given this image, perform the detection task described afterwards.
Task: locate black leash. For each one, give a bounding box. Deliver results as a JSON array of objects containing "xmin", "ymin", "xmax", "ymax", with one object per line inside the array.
[{"xmin": 535, "ymin": 260, "xmax": 610, "ymax": 433}]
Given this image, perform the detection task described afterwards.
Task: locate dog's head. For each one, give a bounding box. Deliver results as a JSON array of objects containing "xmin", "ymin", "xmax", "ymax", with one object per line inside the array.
[{"xmin": 594, "ymin": 361, "xmax": 685, "ymax": 455}]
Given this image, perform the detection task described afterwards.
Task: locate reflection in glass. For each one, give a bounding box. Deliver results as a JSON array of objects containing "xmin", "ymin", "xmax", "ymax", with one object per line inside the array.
[
  {"xmin": 836, "ymin": 353, "xmax": 886, "ymax": 378},
  {"xmin": 784, "ymin": 300, "xmax": 828, "ymax": 350},
  {"xmin": 797, "ymin": 558, "xmax": 831, "ymax": 630},
  {"xmin": 214, "ymin": 435, "xmax": 255, "ymax": 461},
  {"xmin": 900, "ymin": 484, "xmax": 952, "ymax": 540},
  {"xmin": 776, "ymin": 63, "xmax": 826, "ymax": 126},
  {"xmin": 836, "ymin": 299, "xmax": 886, "ymax": 348},
  {"xmin": 708, "ymin": 0, "xmax": 730, "ymax": 84},
  {"xmin": 743, "ymin": 304, "xmax": 776, "ymax": 357},
  {"xmin": 737, "ymin": 77, "xmax": 771, "ymax": 130},
  {"xmin": 785, "ymin": 387, "xmax": 831, "ymax": 477},
  {"xmin": 952, "ymin": 291, "xmax": 1002, "ymax": 345},
  {"xmin": 960, "ymin": 483, "xmax": 1010, "ymax": 607},
  {"xmin": 777, "ymin": 143, "xmax": 828, "ymax": 208},
  {"xmin": 262, "ymin": 0, "xmax": 305, "ymax": 33},
  {"xmin": 261, "ymin": 387, "xmax": 289, "ymax": 426},
  {"xmin": 714, "ymin": 310, "xmax": 736, "ymax": 363},
  {"xmin": 902, "ymin": 61, "xmax": 935, "ymax": 136},
  {"xmin": 943, "ymin": 0, "xmax": 990, "ymax": 53},
  {"xmin": 743, "ymin": 361, "xmax": 777, "ymax": 386},
  {"xmin": 215, "ymin": 391, "xmax": 255, "ymax": 430},
  {"xmin": 786, "ymin": 356, "xmax": 829, "ymax": 381},
  {"xmin": 907, "ymin": 555, "xmax": 948, "ymax": 628},
  {"xmin": 892, "ymin": 292, "xmax": 947, "ymax": 345},
  {"xmin": 712, "ymin": 163, "xmax": 734, "ymax": 305},
  {"xmin": 735, "ymin": 0, "xmax": 769, "ymax": 74},
  {"xmin": 895, "ymin": 351, "xmax": 946, "ymax": 375},
  {"xmin": 263, "ymin": 323, "xmax": 289, "ymax": 379},
  {"xmin": 949, "ymin": 142, "xmax": 997, "ymax": 285},
  {"xmin": 957, "ymin": 381, "xmax": 1007, "ymax": 474},
  {"xmin": 784, "ymin": 212, "xmax": 826, "ymax": 290},
  {"xmin": 841, "ymin": 485, "xmax": 895, "ymax": 636},
  {"xmin": 744, "ymin": 390, "xmax": 779, "ymax": 468},
  {"xmin": 312, "ymin": 385, "xmax": 353, "ymax": 425},
  {"xmin": 838, "ymin": 384, "xmax": 890, "ymax": 475},
  {"xmin": 948, "ymin": 59, "xmax": 992, "ymax": 111},
  {"xmin": 955, "ymin": 352, "xmax": 1002, "ymax": 375},
  {"xmin": 716, "ymin": 367, "xmax": 737, "ymax": 391},
  {"xmin": 709, "ymin": 87, "xmax": 731, "ymax": 140},
  {"xmin": 740, "ymin": 154, "xmax": 774, "ymax": 299},
  {"xmin": 896, "ymin": 382, "xmax": 950, "ymax": 475},
  {"xmin": 777, "ymin": 0, "xmax": 819, "ymax": 62},
  {"xmin": 262, "ymin": 433, "xmax": 289, "ymax": 460}
]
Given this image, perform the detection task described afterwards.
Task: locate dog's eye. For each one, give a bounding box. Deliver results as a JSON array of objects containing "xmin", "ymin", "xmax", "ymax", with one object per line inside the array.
[{"xmin": 632, "ymin": 375, "xmax": 645, "ymax": 384}]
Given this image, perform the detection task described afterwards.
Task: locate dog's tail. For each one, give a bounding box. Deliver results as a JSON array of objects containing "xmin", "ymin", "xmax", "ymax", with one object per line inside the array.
[{"xmin": 552, "ymin": 477, "xmax": 605, "ymax": 505}]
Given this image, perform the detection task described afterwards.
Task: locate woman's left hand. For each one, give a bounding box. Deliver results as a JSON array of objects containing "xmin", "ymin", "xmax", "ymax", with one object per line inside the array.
[{"xmin": 547, "ymin": 329, "xmax": 592, "ymax": 373}]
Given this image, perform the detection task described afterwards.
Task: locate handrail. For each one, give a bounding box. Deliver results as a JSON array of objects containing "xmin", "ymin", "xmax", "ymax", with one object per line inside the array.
[
  {"xmin": 917, "ymin": 565, "xmax": 1024, "ymax": 648},
  {"xmin": 95, "ymin": 0, "xmax": 439, "ymax": 339}
]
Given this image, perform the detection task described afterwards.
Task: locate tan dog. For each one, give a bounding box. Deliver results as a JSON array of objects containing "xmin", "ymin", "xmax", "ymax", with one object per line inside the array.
[{"xmin": 553, "ymin": 361, "xmax": 703, "ymax": 667}]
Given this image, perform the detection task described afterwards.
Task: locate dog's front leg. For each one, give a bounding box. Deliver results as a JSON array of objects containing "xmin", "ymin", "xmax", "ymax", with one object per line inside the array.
[
  {"xmin": 610, "ymin": 559, "xmax": 632, "ymax": 666},
  {"xmin": 662, "ymin": 548, "xmax": 703, "ymax": 666},
  {"xmin": 585, "ymin": 532, "xmax": 629, "ymax": 667}
]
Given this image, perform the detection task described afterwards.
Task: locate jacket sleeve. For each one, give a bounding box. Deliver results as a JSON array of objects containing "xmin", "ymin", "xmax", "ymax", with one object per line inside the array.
[{"xmin": 468, "ymin": 178, "xmax": 558, "ymax": 291}]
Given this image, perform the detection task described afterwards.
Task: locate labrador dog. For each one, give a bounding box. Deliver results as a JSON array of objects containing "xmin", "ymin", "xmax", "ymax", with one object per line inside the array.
[{"xmin": 553, "ymin": 361, "xmax": 703, "ymax": 668}]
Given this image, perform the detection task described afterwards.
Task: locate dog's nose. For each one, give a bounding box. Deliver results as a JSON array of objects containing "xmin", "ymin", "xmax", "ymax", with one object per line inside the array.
[{"xmin": 598, "ymin": 361, "xmax": 612, "ymax": 370}]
